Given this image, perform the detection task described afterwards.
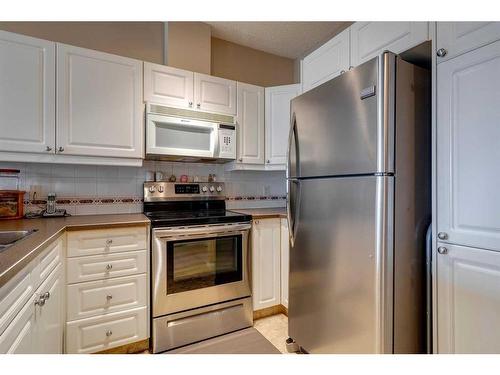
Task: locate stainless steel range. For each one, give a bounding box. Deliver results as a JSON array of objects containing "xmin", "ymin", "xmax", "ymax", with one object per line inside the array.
[{"xmin": 144, "ymin": 181, "xmax": 253, "ymax": 353}]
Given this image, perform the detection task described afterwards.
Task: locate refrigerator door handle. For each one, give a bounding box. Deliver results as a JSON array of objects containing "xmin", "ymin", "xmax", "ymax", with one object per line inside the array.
[
  {"xmin": 287, "ymin": 179, "xmax": 300, "ymax": 247},
  {"xmin": 286, "ymin": 113, "xmax": 299, "ymax": 179}
]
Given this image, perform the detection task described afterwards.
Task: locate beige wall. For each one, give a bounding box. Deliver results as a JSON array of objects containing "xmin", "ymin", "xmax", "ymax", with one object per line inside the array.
[
  {"xmin": 0, "ymin": 22, "xmax": 165, "ymax": 64},
  {"xmin": 211, "ymin": 37, "xmax": 295, "ymax": 87},
  {"xmin": 167, "ymin": 22, "xmax": 211, "ymax": 75}
]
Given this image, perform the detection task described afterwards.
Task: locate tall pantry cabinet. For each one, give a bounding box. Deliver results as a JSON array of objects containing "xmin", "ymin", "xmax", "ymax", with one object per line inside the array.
[{"xmin": 435, "ymin": 23, "xmax": 500, "ymax": 353}]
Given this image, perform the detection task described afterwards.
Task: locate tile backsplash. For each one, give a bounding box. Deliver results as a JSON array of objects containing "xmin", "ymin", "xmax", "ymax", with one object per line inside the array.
[{"xmin": 0, "ymin": 161, "xmax": 286, "ymax": 216}]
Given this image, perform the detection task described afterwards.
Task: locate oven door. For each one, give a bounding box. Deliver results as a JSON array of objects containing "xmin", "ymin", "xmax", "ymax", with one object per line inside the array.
[{"xmin": 152, "ymin": 223, "xmax": 251, "ymax": 317}]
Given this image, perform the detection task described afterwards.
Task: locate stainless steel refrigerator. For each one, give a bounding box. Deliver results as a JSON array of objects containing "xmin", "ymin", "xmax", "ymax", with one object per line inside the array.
[{"xmin": 286, "ymin": 52, "xmax": 431, "ymax": 354}]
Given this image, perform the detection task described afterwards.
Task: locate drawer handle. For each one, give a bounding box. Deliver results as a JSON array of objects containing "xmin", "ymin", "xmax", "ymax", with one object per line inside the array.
[
  {"xmin": 106, "ymin": 264, "xmax": 113, "ymax": 271},
  {"xmin": 43, "ymin": 291, "xmax": 50, "ymax": 300},
  {"xmin": 106, "ymin": 239, "xmax": 113, "ymax": 245},
  {"xmin": 106, "ymin": 330, "xmax": 113, "ymax": 337},
  {"xmin": 106, "ymin": 295, "xmax": 113, "ymax": 301},
  {"xmin": 35, "ymin": 295, "xmax": 46, "ymax": 307}
]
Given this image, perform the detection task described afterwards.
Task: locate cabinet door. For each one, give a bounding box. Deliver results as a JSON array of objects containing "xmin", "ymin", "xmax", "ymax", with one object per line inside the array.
[
  {"xmin": 0, "ymin": 295, "xmax": 36, "ymax": 354},
  {"xmin": 57, "ymin": 43, "xmax": 144, "ymax": 158},
  {"xmin": 0, "ymin": 30, "xmax": 55, "ymax": 154},
  {"xmin": 34, "ymin": 263, "xmax": 63, "ymax": 354},
  {"xmin": 194, "ymin": 73, "xmax": 236, "ymax": 115},
  {"xmin": 437, "ymin": 243, "xmax": 500, "ymax": 353},
  {"xmin": 280, "ymin": 218, "xmax": 289, "ymax": 309},
  {"xmin": 437, "ymin": 40, "xmax": 500, "ymax": 252},
  {"xmin": 144, "ymin": 62, "xmax": 194, "ymax": 109},
  {"xmin": 236, "ymin": 82, "xmax": 265, "ymax": 164},
  {"xmin": 437, "ymin": 22, "xmax": 500, "ymax": 62},
  {"xmin": 350, "ymin": 22, "xmax": 429, "ymax": 67},
  {"xmin": 265, "ymin": 84, "xmax": 301, "ymax": 165},
  {"xmin": 302, "ymin": 28, "xmax": 350, "ymax": 92},
  {"xmin": 252, "ymin": 218, "xmax": 281, "ymax": 311}
]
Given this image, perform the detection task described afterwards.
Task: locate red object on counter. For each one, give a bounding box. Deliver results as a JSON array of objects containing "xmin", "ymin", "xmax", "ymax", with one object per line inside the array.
[{"xmin": 0, "ymin": 190, "xmax": 25, "ymax": 220}]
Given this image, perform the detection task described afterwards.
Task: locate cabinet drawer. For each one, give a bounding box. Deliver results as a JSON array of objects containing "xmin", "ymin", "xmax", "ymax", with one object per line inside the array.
[
  {"xmin": 0, "ymin": 267, "xmax": 34, "ymax": 336},
  {"xmin": 66, "ymin": 250, "xmax": 147, "ymax": 284},
  {"xmin": 67, "ymin": 274, "xmax": 147, "ymax": 321},
  {"xmin": 67, "ymin": 226, "xmax": 147, "ymax": 257},
  {"xmin": 65, "ymin": 306, "xmax": 148, "ymax": 354}
]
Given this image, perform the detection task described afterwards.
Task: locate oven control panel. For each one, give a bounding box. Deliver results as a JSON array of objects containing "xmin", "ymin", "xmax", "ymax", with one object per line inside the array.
[{"xmin": 144, "ymin": 182, "xmax": 225, "ymax": 202}]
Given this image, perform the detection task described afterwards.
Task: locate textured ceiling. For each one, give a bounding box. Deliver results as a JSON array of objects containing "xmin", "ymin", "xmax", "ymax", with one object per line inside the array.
[{"xmin": 206, "ymin": 22, "xmax": 352, "ymax": 59}]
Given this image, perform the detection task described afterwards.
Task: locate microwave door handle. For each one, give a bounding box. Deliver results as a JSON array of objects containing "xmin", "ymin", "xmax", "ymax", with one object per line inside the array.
[{"xmin": 213, "ymin": 126, "xmax": 220, "ymax": 158}]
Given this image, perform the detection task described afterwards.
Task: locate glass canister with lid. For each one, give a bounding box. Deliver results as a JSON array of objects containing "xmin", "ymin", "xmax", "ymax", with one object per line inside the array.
[{"xmin": 0, "ymin": 169, "xmax": 25, "ymax": 219}]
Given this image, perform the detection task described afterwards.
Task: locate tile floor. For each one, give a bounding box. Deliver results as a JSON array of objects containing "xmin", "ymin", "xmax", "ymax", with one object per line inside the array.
[{"xmin": 254, "ymin": 314, "xmax": 289, "ymax": 354}]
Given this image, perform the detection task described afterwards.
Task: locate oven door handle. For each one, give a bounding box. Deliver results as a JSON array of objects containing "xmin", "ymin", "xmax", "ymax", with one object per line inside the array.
[{"xmin": 153, "ymin": 223, "xmax": 252, "ymax": 238}]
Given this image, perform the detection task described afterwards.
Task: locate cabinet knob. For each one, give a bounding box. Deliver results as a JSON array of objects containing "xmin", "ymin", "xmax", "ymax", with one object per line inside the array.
[
  {"xmin": 438, "ymin": 246, "xmax": 448, "ymax": 255},
  {"xmin": 35, "ymin": 295, "xmax": 46, "ymax": 307},
  {"xmin": 436, "ymin": 48, "xmax": 448, "ymax": 57},
  {"xmin": 349, "ymin": 66, "xmax": 354, "ymax": 70},
  {"xmin": 188, "ymin": 101, "xmax": 193, "ymax": 107},
  {"xmin": 45, "ymin": 146, "xmax": 52, "ymax": 152},
  {"xmin": 340, "ymin": 70, "xmax": 346, "ymax": 74},
  {"xmin": 437, "ymin": 232, "xmax": 448, "ymax": 240},
  {"xmin": 238, "ymin": 158, "xmax": 243, "ymax": 162},
  {"xmin": 266, "ymin": 160, "xmax": 270, "ymax": 164},
  {"xmin": 106, "ymin": 239, "xmax": 113, "ymax": 245},
  {"xmin": 43, "ymin": 291, "xmax": 50, "ymax": 300},
  {"xmin": 58, "ymin": 147, "xmax": 64, "ymax": 152},
  {"xmin": 106, "ymin": 295, "xmax": 113, "ymax": 301},
  {"xmin": 106, "ymin": 264, "xmax": 113, "ymax": 270},
  {"xmin": 196, "ymin": 103, "xmax": 201, "ymax": 109},
  {"xmin": 106, "ymin": 330, "xmax": 113, "ymax": 337}
]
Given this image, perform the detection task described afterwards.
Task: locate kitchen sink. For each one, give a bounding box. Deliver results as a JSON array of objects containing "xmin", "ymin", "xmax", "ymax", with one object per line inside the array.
[{"xmin": 0, "ymin": 229, "xmax": 38, "ymax": 252}]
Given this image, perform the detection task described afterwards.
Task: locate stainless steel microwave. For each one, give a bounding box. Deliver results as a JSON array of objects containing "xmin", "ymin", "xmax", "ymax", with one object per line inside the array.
[{"xmin": 146, "ymin": 103, "xmax": 236, "ymax": 163}]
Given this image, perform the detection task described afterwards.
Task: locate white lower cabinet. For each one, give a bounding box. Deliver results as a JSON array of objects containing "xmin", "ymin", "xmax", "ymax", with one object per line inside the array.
[
  {"xmin": 280, "ymin": 218, "xmax": 290, "ymax": 309},
  {"xmin": 0, "ymin": 236, "xmax": 64, "ymax": 354},
  {"xmin": 65, "ymin": 225, "xmax": 149, "ymax": 354},
  {"xmin": 66, "ymin": 306, "xmax": 147, "ymax": 354},
  {"xmin": 34, "ymin": 263, "xmax": 64, "ymax": 354},
  {"xmin": 252, "ymin": 219, "xmax": 281, "ymax": 310},
  {"xmin": 437, "ymin": 243, "xmax": 500, "ymax": 353},
  {"xmin": 251, "ymin": 217, "xmax": 290, "ymax": 311}
]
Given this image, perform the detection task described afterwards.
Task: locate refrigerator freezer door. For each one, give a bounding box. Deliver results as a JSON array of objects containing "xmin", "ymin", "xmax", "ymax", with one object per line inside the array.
[
  {"xmin": 288, "ymin": 175, "xmax": 394, "ymax": 353},
  {"xmin": 287, "ymin": 53, "xmax": 395, "ymax": 178}
]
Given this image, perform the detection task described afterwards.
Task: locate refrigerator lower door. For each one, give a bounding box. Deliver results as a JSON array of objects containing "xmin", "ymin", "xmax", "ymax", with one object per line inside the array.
[{"xmin": 288, "ymin": 175, "xmax": 394, "ymax": 353}]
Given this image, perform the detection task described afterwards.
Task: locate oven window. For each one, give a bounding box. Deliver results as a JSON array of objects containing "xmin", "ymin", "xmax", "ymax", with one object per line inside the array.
[{"xmin": 166, "ymin": 235, "xmax": 242, "ymax": 294}]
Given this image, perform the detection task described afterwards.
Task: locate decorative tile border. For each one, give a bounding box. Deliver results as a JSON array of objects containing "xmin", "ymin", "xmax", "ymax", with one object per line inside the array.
[{"xmin": 24, "ymin": 195, "xmax": 286, "ymax": 206}]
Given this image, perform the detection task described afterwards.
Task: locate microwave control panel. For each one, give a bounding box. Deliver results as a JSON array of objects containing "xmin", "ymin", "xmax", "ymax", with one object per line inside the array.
[{"xmin": 218, "ymin": 127, "xmax": 236, "ymax": 160}]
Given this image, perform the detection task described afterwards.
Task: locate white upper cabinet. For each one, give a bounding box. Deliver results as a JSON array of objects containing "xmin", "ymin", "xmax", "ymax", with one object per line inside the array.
[
  {"xmin": 350, "ymin": 22, "xmax": 429, "ymax": 67},
  {"xmin": 56, "ymin": 43, "xmax": 144, "ymax": 159},
  {"xmin": 437, "ymin": 22, "xmax": 500, "ymax": 62},
  {"xmin": 194, "ymin": 73, "xmax": 237, "ymax": 115},
  {"xmin": 437, "ymin": 243, "xmax": 500, "ymax": 353},
  {"xmin": 236, "ymin": 82, "xmax": 265, "ymax": 164},
  {"xmin": 0, "ymin": 31, "xmax": 55, "ymax": 154},
  {"xmin": 144, "ymin": 62, "xmax": 194, "ymax": 109},
  {"xmin": 302, "ymin": 28, "xmax": 350, "ymax": 93},
  {"xmin": 265, "ymin": 84, "xmax": 301, "ymax": 165},
  {"xmin": 437, "ymin": 40, "xmax": 500, "ymax": 252}
]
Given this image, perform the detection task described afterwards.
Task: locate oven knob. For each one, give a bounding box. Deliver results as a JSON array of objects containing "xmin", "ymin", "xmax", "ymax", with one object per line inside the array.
[
  {"xmin": 216, "ymin": 185, "xmax": 223, "ymax": 192},
  {"xmin": 148, "ymin": 186, "xmax": 156, "ymax": 193},
  {"xmin": 158, "ymin": 186, "xmax": 164, "ymax": 193},
  {"xmin": 209, "ymin": 186, "xmax": 215, "ymax": 193},
  {"xmin": 201, "ymin": 186, "xmax": 208, "ymax": 193}
]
